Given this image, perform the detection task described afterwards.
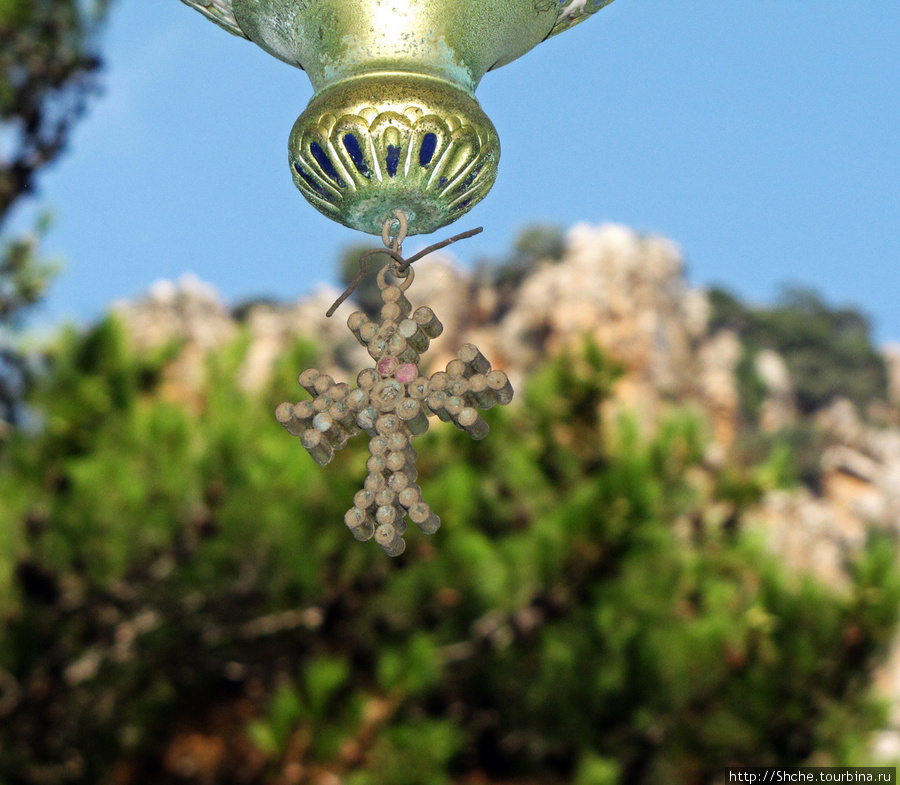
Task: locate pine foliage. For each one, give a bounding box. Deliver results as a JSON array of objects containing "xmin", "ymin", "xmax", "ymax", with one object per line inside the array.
[{"xmin": 0, "ymin": 318, "xmax": 898, "ymax": 783}]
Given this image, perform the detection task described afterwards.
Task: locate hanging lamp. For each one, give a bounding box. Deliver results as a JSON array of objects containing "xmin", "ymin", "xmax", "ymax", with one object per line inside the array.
[
  {"xmin": 180, "ymin": 0, "xmax": 615, "ymax": 236},
  {"xmin": 179, "ymin": 0, "xmax": 617, "ymax": 554}
]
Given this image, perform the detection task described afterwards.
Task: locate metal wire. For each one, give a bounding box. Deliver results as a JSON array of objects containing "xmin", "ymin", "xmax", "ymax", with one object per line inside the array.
[{"xmin": 326, "ymin": 222, "xmax": 483, "ymax": 318}]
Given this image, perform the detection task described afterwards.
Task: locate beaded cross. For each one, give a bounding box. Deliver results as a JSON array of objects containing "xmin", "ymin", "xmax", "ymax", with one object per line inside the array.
[{"xmin": 276, "ymin": 263, "xmax": 514, "ymax": 556}]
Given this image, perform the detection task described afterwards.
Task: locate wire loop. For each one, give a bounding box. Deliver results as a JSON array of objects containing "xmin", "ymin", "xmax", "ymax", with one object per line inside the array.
[
  {"xmin": 378, "ymin": 260, "xmax": 415, "ymax": 291},
  {"xmin": 381, "ymin": 209, "xmax": 408, "ymax": 256}
]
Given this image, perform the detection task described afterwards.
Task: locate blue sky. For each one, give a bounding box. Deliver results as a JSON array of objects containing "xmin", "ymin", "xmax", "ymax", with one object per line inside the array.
[{"xmin": 9, "ymin": 1, "xmax": 900, "ymax": 341}]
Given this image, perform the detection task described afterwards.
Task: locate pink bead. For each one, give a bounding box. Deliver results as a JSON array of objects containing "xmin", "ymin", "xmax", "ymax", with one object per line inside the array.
[
  {"xmin": 396, "ymin": 363, "xmax": 418, "ymax": 384},
  {"xmin": 377, "ymin": 355, "xmax": 400, "ymax": 377}
]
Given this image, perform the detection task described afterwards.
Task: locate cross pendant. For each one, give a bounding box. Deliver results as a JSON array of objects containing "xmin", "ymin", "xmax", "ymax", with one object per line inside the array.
[{"xmin": 276, "ymin": 263, "xmax": 514, "ymax": 556}]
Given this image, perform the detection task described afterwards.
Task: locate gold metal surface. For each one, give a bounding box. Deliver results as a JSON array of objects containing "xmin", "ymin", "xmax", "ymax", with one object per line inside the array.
[
  {"xmin": 289, "ymin": 74, "xmax": 499, "ymax": 235},
  {"xmin": 180, "ymin": 0, "xmax": 617, "ymax": 234}
]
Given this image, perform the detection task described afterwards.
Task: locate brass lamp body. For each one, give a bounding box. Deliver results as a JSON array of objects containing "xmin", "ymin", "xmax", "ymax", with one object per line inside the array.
[{"xmin": 181, "ymin": 0, "xmax": 615, "ymax": 235}]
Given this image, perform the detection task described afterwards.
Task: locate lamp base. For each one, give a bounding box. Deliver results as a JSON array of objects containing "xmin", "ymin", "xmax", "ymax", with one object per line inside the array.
[{"xmin": 288, "ymin": 73, "xmax": 499, "ymax": 236}]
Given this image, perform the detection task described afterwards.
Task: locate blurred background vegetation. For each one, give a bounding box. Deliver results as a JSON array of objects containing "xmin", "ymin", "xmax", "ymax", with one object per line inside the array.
[
  {"xmin": 708, "ymin": 286, "xmax": 889, "ymax": 419},
  {"xmin": 3, "ymin": 3, "xmax": 900, "ymax": 784},
  {"xmin": 1, "ymin": 0, "xmax": 114, "ymax": 425},
  {"xmin": 2, "ymin": 313, "xmax": 899, "ymax": 784}
]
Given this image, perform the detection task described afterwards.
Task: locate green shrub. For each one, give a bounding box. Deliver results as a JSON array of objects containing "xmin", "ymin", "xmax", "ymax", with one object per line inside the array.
[
  {"xmin": 709, "ymin": 286, "xmax": 888, "ymax": 417},
  {"xmin": 0, "ymin": 325, "xmax": 897, "ymax": 784}
]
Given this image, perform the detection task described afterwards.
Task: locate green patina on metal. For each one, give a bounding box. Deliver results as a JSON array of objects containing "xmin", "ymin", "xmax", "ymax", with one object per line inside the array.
[
  {"xmin": 288, "ymin": 73, "xmax": 499, "ymax": 235},
  {"xmin": 180, "ymin": 0, "xmax": 617, "ymax": 234}
]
